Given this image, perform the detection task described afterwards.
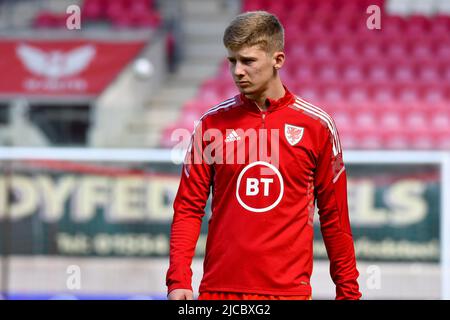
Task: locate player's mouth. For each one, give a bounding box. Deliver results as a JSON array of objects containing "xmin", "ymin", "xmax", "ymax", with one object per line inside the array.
[{"xmin": 237, "ymin": 81, "xmax": 251, "ymax": 87}]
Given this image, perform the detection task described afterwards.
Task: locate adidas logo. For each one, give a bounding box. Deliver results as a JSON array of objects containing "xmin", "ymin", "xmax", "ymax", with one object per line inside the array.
[{"xmin": 225, "ymin": 130, "xmax": 241, "ymax": 143}]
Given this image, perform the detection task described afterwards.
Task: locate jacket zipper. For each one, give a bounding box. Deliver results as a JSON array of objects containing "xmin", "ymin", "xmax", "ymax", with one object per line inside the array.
[{"xmin": 261, "ymin": 111, "xmax": 267, "ymax": 129}]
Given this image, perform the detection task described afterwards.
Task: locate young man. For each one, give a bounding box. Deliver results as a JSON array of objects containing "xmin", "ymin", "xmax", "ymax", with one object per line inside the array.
[{"xmin": 166, "ymin": 11, "xmax": 362, "ymax": 300}]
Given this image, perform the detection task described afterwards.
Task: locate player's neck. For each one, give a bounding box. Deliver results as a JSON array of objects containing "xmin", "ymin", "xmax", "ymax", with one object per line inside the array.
[{"xmin": 247, "ymin": 78, "xmax": 285, "ymax": 111}]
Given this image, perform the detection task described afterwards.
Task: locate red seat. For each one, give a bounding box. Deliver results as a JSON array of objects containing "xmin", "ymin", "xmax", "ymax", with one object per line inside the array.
[
  {"xmin": 111, "ymin": 14, "xmax": 133, "ymax": 28},
  {"xmin": 333, "ymin": 111, "xmax": 353, "ymax": 130},
  {"xmin": 404, "ymin": 110, "xmax": 429, "ymax": 134},
  {"xmin": 383, "ymin": 132, "xmax": 410, "ymax": 150},
  {"xmin": 359, "ymin": 133, "xmax": 384, "ymax": 149},
  {"xmin": 361, "ymin": 40, "xmax": 384, "ymax": 60},
  {"xmin": 422, "ymin": 84, "xmax": 447, "ymax": 103},
  {"xmin": 404, "ymin": 15, "xmax": 431, "ymax": 35},
  {"xmin": 292, "ymin": 64, "xmax": 315, "ymax": 82},
  {"xmin": 81, "ymin": 0, "xmax": 106, "ymax": 20},
  {"xmin": 106, "ymin": 0, "xmax": 127, "ymax": 20},
  {"xmin": 265, "ymin": 1, "xmax": 287, "ymax": 17},
  {"xmin": 436, "ymin": 131, "xmax": 450, "ymax": 150},
  {"xmin": 368, "ymin": 84, "xmax": 396, "ymax": 103},
  {"xmin": 335, "ymin": 38, "xmax": 359, "ymax": 60},
  {"xmin": 396, "ymin": 85, "xmax": 422, "ymax": 103},
  {"xmin": 416, "ymin": 63, "xmax": 441, "ymax": 84},
  {"xmin": 322, "ymin": 85, "xmax": 346, "ymax": 103},
  {"xmin": 392, "ymin": 62, "xmax": 416, "ymax": 85},
  {"xmin": 347, "ymin": 84, "xmax": 370, "ymax": 103},
  {"xmin": 410, "ymin": 134, "xmax": 435, "ymax": 150},
  {"xmin": 436, "ymin": 43, "xmax": 450, "ymax": 61},
  {"xmin": 354, "ymin": 109, "xmax": 378, "ymax": 132},
  {"xmin": 297, "ymin": 86, "xmax": 320, "ymax": 104},
  {"xmin": 287, "ymin": 43, "xmax": 309, "ymax": 61},
  {"xmin": 129, "ymin": 0, "xmax": 153, "ymax": 12},
  {"xmin": 443, "ymin": 64, "xmax": 450, "ymax": 83},
  {"xmin": 431, "ymin": 110, "xmax": 450, "ymax": 131},
  {"xmin": 410, "ymin": 41, "xmax": 435, "ymax": 60},
  {"xmin": 242, "ymin": 0, "xmax": 269, "ymax": 11},
  {"xmin": 385, "ymin": 42, "xmax": 409, "ymax": 60},
  {"xmin": 312, "ymin": 42, "xmax": 335, "ymax": 61},
  {"xmin": 339, "ymin": 132, "xmax": 359, "ymax": 150},
  {"xmin": 381, "ymin": 16, "xmax": 407, "ymax": 37},
  {"xmin": 133, "ymin": 10, "xmax": 162, "ymax": 28},
  {"xmin": 379, "ymin": 112, "xmax": 403, "ymax": 132},
  {"xmin": 33, "ymin": 11, "xmax": 67, "ymax": 28},
  {"xmin": 317, "ymin": 64, "xmax": 339, "ymax": 81},
  {"xmin": 430, "ymin": 16, "xmax": 450, "ymax": 37},
  {"xmin": 290, "ymin": 1, "xmax": 312, "ymax": 14},
  {"xmin": 341, "ymin": 62, "xmax": 365, "ymax": 83}
]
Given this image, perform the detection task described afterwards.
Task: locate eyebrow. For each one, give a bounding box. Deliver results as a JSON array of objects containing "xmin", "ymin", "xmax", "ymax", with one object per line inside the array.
[{"xmin": 227, "ymin": 55, "xmax": 256, "ymax": 60}]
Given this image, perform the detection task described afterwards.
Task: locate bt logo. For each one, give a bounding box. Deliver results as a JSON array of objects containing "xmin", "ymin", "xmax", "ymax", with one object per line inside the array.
[
  {"xmin": 236, "ymin": 161, "xmax": 284, "ymax": 213},
  {"xmin": 245, "ymin": 178, "xmax": 273, "ymax": 196}
]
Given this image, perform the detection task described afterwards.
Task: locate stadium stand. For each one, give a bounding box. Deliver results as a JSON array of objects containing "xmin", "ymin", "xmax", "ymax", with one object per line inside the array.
[
  {"xmin": 160, "ymin": 0, "xmax": 450, "ymax": 151},
  {"xmin": 0, "ymin": 0, "xmax": 170, "ymax": 147},
  {"xmin": 33, "ymin": 0, "xmax": 161, "ymax": 29}
]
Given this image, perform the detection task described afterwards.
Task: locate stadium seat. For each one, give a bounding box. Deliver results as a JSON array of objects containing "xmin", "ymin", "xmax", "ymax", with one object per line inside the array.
[
  {"xmin": 404, "ymin": 111, "xmax": 429, "ymax": 134},
  {"xmin": 81, "ymin": 0, "xmax": 106, "ymax": 20},
  {"xmin": 366, "ymin": 64, "xmax": 390, "ymax": 83},
  {"xmin": 405, "ymin": 15, "xmax": 430, "ymax": 35},
  {"xmin": 436, "ymin": 131, "xmax": 450, "ymax": 150},
  {"xmin": 379, "ymin": 112, "xmax": 403, "ymax": 132},
  {"xmin": 382, "ymin": 131, "xmax": 410, "ymax": 149},
  {"xmin": 339, "ymin": 132, "xmax": 359, "ymax": 150},
  {"xmin": 410, "ymin": 134, "xmax": 435, "ymax": 150},
  {"xmin": 431, "ymin": 109, "xmax": 450, "ymax": 131},
  {"xmin": 359, "ymin": 133, "xmax": 384, "ymax": 149},
  {"xmin": 33, "ymin": 11, "xmax": 67, "ymax": 28}
]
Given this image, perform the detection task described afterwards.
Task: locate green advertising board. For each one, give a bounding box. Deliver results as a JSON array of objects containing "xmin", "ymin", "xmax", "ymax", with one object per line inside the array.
[{"xmin": 0, "ymin": 160, "xmax": 440, "ymax": 262}]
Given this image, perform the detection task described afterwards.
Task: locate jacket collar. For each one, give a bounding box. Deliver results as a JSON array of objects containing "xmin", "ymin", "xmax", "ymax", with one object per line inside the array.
[{"xmin": 238, "ymin": 85, "xmax": 295, "ymax": 114}]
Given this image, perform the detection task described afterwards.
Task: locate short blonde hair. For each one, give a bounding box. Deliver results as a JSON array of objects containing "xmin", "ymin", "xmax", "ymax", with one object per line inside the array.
[{"xmin": 223, "ymin": 11, "xmax": 284, "ymax": 53}]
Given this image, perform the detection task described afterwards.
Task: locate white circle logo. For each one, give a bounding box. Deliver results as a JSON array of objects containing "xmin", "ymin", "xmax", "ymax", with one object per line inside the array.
[{"xmin": 236, "ymin": 161, "xmax": 284, "ymax": 213}]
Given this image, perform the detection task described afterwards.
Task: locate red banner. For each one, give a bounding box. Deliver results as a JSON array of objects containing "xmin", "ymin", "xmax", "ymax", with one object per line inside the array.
[{"xmin": 0, "ymin": 40, "xmax": 145, "ymax": 96}]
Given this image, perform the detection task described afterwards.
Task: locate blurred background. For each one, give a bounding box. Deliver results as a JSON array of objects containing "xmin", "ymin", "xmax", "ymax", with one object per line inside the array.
[{"xmin": 0, "ymin": 0, "xmax": 449, "ymax": 299}]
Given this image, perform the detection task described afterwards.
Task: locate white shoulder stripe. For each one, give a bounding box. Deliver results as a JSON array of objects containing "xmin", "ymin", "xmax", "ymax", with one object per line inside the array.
[
  {"xmin": 184, "ymin": 97, "xmax": 237, "ymax": 173},
  {"xmin": 189, "ymin": 98, "xmax": 236, "ymax": 135},
  {"xmin": 295, "ymin": 98, "xmax": 339, "ymax": 141},
  {"xmin": 200, "ymin": 97, "xmax": 236, "ymax": 121},
  {"xmin": 296, "ymin": 97, "xmax": 335, "ymax": 125},
  {"xmin": 294, "ymin": 101, "xmax": 340, "ymax": 155},
  {"xmin": 295, "ymin": 97, "xmax": 341, "ymax": 152},
  {"xmin": 213, "ymin": 97, "xmax": 235, "ymax": 108},
  {"xmin": 295, "ymin": 98, "xmax": 341, "ymax": 153}
]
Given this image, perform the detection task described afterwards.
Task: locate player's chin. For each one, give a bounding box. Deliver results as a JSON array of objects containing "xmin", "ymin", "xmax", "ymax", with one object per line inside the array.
[{"xmin": 236, "ymin": 84, "xmax": 255, "ymax": 94}]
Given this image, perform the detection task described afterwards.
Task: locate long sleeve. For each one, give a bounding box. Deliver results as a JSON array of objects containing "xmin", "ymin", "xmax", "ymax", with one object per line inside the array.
[
  {"xmin": 166, "ymin": 120, "xmax": 213, "ymax": 294},
  {"xmin": 314, "ymin": 126, "xmax": 362, "ymax": 300}
]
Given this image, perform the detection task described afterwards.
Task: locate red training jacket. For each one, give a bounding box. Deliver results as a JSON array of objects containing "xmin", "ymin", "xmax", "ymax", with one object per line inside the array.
[{"xmin": 166, "ymin": 86, "xmax": 362, "ymax": 300}]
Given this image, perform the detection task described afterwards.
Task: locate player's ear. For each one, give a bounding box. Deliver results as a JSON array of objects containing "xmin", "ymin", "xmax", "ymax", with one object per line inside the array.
[{"xmin": 272, "ymin": 51, "xmax": 285, "ymax": 70}]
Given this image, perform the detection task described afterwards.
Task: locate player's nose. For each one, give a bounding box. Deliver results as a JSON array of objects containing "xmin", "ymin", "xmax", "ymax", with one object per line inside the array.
[{"xmin": 233, "ymin": 62, "xmax": 245, "ymax": 77}]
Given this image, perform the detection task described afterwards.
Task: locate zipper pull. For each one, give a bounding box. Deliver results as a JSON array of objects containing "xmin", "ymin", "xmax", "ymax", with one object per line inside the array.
[{"xmin": 261, "ymin": 111, "xmax": 266, "ymax": 129}]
